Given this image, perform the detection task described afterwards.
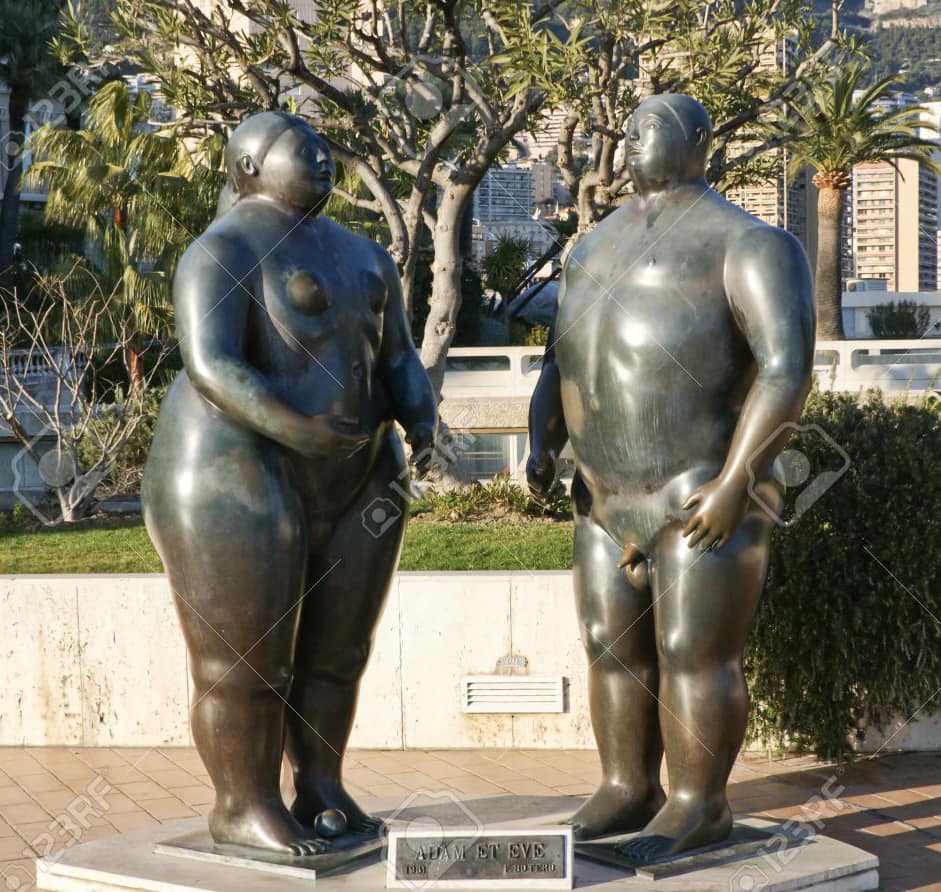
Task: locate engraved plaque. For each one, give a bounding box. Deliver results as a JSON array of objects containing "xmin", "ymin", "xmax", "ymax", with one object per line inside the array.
[{"xmin": 386, "ymin": 826, "xmax": 573, "ymax": 889}]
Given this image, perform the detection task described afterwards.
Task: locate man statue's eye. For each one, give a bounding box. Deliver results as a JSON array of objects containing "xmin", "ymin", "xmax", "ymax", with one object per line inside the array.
[{"xmin": 647, "ymin": 120, "xmax": 661, "ymax": 130}]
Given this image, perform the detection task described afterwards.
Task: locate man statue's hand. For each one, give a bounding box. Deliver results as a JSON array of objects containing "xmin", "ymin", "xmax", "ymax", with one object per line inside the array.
[
  {"xmin": 406, "ymin": 422, "xmax": 436, "ymax": 478},
  {"xmin": 681, "ymin": 476, "xmax": 750, "ymax": 551},
  {"xmin": 526, "ymin": 449, "xmax": 557, "ymax": 504}
]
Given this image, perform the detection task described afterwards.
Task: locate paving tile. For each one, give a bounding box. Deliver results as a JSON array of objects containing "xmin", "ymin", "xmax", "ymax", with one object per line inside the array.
[
  {"xmin": 115, "ymin": 781, "xmax": 170, "ymax": 802},
  {"xmin": 94, "ymin": 765, "xmax": 149, "ymax": 785},
  {"xmin": 120, "ymin": 751, "xmax": 176, "ymax": 773},
  {"xmin": 106, "ymin": 811, "xmax": 160, "ymax": 833},
  {"xmin": 553, "ymin": 783, "xmax": 594, "ymax": 796},
  {"xmin": 0, "ymin": 803, "xmax": 49, "ymax": 825},
  {"xmin": 93, "ymin": 791, "xmax": 141, "ymax": 816},
  {"xmin": 0, "ymin": 836, "xmax": 32, "ymax": 860},
  {"xmin": 363, "ymin": 783, "xmax": 411, "ymax": 800},
  {"xmin": 495, "ymin": 778, "xmax": 559, "ymax": 797},
  {"xmin": 0, "ymin": 747, "xmax": 939, "ymax": 890},
  {"xmin": 141, "ymin": 798, "xmax": 198, "ymax": 821},
  {"xmin": 144, "ymin": 768, "xmax": 200, "ymax": 789},
  {"xmin": 436, "ymin": 776, "xmax": 508, "ymax": 796},
  {"xmin": 518, "ymin": 766, "xmax": 587, "ymax": 786},
  {"xmin": 383, "ymin": 771, "xmax": 442, "ymax": 792},
  {"xmin": 169, "ymin": 785, "xmax": 213, "ymax": 807},
  {"xmin": 0, "ymin": 788, "xmax": 30, "ymax": 807},
  {"xmin": 0, "ymin": 858, "xmax": 35, "ymax": 889},
  {"xmin": 73, "ymin": 750, "xmax": 129, "ymax": 769}
]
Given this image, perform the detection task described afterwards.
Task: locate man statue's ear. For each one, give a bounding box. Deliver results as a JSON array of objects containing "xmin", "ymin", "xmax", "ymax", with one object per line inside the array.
[
  {"xmin": 694, "ymin": 126, "xmax": 709, "ymax": 148},
  {"xmin": 239, "ymin": 154, "xmax": 258, "ymax": 177}
]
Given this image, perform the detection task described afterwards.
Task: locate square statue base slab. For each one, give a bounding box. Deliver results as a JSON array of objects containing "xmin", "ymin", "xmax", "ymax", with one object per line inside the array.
[
  {"xmin": 576, "ymin": 822, "xmax": 801, "ymax": 880},
  {"xmin": 35, "ymin": 796, "xmax": 879, "ymax": 892},
  {"xmin": 153, "ymin": 826, "xmax": 382, "ymax": 879}
]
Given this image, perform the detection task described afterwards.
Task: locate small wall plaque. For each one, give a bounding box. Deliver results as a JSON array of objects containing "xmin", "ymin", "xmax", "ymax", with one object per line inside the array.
[{"xmin": 386, "ymin": 826, "xmax": 573, "ymax": 889}]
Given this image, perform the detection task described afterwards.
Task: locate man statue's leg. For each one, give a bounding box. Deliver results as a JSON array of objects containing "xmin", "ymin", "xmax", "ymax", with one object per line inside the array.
[
  {"xmin": 619, "ymin": 512, "xmax": 772, "ymax": 863},
  {"xmin": 569, "ymin": 479, "xmax": 665, "ymax": 840}
]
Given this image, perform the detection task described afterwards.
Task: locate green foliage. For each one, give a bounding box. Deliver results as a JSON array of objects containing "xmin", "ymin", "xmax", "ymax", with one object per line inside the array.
[
  {"xmin": 77, "ymin": 385, "xmax": 166, "ymax": 497},
  {"xmin": 0, "ymin": 518, "xmax": 577, "ymax": 574},
  {"xmin": 483, "ymin": 235, "xmax": 530, "ymax": 301},
  {"xmin": 867, "ymin": 300, "xmax": 932, "ymax": 339},
  {"xmin": 419, "ymin": 476, "xmax": 571, "ymax": 523},
  {"xmin": 0, "ymin": 0, "xmax": 63, "ymax": 91},
  {"xmin": 783, "ymin": 63, "xmax": 941, "ymax": 181},
  {"xmin": 867, "ymin": 23, "xmax": 941, "ymax": 94},
  {"xmin": 509, "ymin": 320, "xmax": 550, "ymax": 345},
  {"xmin": 746, "ymin": 388, "xmax": 941, "ymax": 758},
  {"xmin": 26, "ymin": 80, "xmax": 223, "ymax": 367},
  {"xmin": 497, "ymin": 0, "xmax": 847, "ymax": 223}
]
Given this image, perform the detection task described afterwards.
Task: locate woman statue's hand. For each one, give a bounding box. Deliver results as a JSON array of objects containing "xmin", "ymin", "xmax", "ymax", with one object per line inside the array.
[
  {"xmin": 299, "ymin": 414, "xmax": 371, "ymax": 459},
  {"xmin": 526, "ymin": 448, "xmax": 557, "ymax": 505},
  {"xmin": 405, "ymin": 422, "xmax": 436, "ymax": 478}
]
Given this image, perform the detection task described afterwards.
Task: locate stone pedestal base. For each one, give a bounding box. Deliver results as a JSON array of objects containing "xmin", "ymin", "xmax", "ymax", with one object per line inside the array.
[{"xmin": 36, "ymin": 795, "xmax": 878, "ymax": 891}]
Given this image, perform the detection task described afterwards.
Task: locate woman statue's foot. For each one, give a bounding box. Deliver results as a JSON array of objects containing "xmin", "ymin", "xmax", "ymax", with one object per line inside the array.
[
  {"xmin": 293, "ymin": 777, "xmax": 385, "ymax": 835},
  {"xmin": 567, "ymin": 782, "xmax": 666, "ymax": 840},
  {"xmin": 615, "ymin": 795, "xmax": 733, "ymax": 865},
  {"xmin": 210, "ymin": 799, "xmax": 331, "ymax": 856}
]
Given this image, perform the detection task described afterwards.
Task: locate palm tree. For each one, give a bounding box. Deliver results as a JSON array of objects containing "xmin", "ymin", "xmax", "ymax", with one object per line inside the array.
[
  {"xmin": 786, "ymin": 63, "xmax": 941, "ymax": 339},
  {"xmin": 0, "ymin": 0, "xmax": 64, "ymax": 273},
  {"xmin": 26, "ymin": 80, "xmax": 223, "ymax": 388}
]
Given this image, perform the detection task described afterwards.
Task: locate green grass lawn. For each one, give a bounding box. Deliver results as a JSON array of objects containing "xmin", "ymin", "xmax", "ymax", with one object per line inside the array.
[{"xmin": 0, "ymin": 519, "xmax": 574, "ymax": 574}]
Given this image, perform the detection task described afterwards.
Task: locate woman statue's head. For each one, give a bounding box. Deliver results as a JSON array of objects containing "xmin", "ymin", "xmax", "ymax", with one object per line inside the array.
[{"xmin": 222, "ymin": 111, "xmax": 336, "ymax": 215}]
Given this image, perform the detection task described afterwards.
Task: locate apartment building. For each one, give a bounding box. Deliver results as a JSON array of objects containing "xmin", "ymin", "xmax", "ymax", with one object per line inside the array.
[{"xmin": 473, "ymin": 165, "xmax": 535, "ymax": 224}]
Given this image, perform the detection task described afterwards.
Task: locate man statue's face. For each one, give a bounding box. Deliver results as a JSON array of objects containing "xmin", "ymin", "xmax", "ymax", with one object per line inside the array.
[{"xmin": 624, "ymin": 103, "xmax": 686, "ymax": 188}]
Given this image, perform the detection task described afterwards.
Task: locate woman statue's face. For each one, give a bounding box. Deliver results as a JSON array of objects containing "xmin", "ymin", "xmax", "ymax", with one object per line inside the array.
[{"xmin": 258, "ymin": 124, "xmax": 336, "ymax": 214}]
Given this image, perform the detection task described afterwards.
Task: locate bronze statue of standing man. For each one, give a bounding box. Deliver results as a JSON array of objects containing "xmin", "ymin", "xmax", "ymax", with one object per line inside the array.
[
  {"xmin": 143, "ymin": 112, "xmax": 436, "ymax": 856},
  {"xmin": 527, "ymin": 94, "xmax": 814, "ymax": 864}
]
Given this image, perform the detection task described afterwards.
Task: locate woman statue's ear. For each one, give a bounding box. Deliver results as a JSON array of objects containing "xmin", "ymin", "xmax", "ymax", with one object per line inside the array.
[
  {"xmin": 239, "ymin": 154, "xmax": 259, "ymax": 177},
  {"xmin": 694, "ymin": 126, "xmax": 707, "ymax": 147}
]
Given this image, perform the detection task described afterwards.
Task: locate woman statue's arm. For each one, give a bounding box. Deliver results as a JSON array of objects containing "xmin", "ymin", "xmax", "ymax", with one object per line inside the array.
[{"xmin": 175, "ymin": 234, "xmax": 370, "ymax": 459}]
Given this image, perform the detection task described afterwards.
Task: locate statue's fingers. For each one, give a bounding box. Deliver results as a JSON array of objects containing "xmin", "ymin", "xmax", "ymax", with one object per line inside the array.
[
  {"xmin": 704, "ymin": 530, "xmax": 724, "ymax": 551},
  {"xmin": 687, "ymin": 524, "xmax": 710, "ymax": 549},
  {"xmin": 682, "ymin": 512, "xmax": 702, "ymax": 537},
  {"xmin": 681, "ymin": 491, "xmax": 702, "ymax": 512}
]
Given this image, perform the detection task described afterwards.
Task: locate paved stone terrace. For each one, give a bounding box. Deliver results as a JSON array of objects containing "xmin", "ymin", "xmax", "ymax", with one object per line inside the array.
[{"xmin": 0, "ymin": 747, "xmax": 937, "ymax": 891}]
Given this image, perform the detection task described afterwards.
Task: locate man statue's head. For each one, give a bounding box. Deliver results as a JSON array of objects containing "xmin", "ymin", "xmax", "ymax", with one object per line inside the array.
[
  {"xmin": 624, "ymin": 94, "xmax": 713, "ymax": 194},
  {"xmin": 222, "ymin": 111, "xmax": 336, "ymax": 215}
]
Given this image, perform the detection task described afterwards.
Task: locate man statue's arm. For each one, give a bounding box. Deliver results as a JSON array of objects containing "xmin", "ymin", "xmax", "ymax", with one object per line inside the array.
[
  {"xmin": 682, "ymin": 225, "xmax": 815, "ymax": 549},
  {"xmin": 375, "ymin": 247, "xmax": 438, "ymax": 472},
  {"xmin": 526, "ymin": 292, "xmax": 570, "ymax": 501}
]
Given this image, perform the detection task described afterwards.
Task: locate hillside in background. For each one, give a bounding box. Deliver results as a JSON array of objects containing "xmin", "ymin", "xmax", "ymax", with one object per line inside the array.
[{"xmin": 867, "ymin": 24, "xmax": 941, "ymax": 92}]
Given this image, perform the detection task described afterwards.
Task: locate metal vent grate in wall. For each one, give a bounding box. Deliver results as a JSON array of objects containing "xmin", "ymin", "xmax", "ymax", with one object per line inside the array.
[{"xmin": 461, "ymin": 675, "xmax": 565, "ymax": 714}]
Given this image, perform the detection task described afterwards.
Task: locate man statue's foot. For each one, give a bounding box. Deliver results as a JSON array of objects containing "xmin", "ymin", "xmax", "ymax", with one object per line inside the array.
[
  {"xmin": 293, "ymin": 777, "xmax": 385, "ymax": 835},
  {"xmin": 615, "ymin": 796, "xmax": 733, "ymax": 865},
  {"xmin": 567, "ymin": 782, "xmax": 665, "ymax": 841},
  {"xmin": 209, "ymin": 800, "xmax": 331, "ymax": 856}
]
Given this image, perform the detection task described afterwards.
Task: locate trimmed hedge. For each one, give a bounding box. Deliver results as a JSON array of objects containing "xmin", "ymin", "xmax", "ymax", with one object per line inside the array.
[{"xmin": 747, "ymin": 388, "xmax": 941, "ymax": 758}]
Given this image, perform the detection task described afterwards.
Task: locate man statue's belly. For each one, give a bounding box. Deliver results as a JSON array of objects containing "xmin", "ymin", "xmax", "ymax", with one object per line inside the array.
[{"xmin": 555, "ymin": 263, "xmax": 750, "ymax": 549}]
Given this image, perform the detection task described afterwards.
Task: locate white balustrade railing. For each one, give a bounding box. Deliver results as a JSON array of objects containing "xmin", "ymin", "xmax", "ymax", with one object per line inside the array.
[{"xmin": 442, "ymin": 340, "xmax": 941, "ymax": 402}]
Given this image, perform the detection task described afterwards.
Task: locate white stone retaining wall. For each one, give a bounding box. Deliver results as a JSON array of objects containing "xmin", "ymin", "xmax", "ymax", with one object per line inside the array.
[{"xmin": 0, "ymin": 572, "xmax": 935, "ymax": 752}]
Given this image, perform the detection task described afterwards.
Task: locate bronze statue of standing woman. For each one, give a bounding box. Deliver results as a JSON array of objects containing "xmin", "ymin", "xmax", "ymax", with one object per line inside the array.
[
  {"xmin": 143, "ymin": 112, "xmax": 436, "ymax": 855},
  {"xmin": 528, "ymin": 94, "xmax": 814, "ymax": 865}
]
